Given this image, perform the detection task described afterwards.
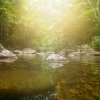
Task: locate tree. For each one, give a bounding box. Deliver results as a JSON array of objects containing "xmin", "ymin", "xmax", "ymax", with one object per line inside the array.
[{"xmin": 0, "ymin": 0, "xmax": 14, "ymax": 44}]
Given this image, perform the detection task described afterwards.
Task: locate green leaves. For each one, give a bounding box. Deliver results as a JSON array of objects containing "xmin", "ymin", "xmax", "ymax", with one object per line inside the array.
[
  {"xmin": 91, "ymin": 36, "xmax": 100, "ymax": 51},
  {"xmin": 0, "ymin": 0, "xmax": 15, "ymax": 44}
]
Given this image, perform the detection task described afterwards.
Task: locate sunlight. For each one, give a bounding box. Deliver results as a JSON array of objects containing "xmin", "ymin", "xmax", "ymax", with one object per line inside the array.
[
  {"xmin": 24, "ymin": 0, "xmax": 73, "ymax": 48},
  {"xmin": 27, "ymin": 0, "xmax": 72, "ymax": 16},
  {"xmin": 26, "ymin": 0, "xmax": 72, "ymax": 31}
]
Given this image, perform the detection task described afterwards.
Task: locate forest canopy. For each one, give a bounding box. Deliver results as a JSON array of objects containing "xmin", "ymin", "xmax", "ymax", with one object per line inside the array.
[{"xmin": 0, "ymin": 0, "xmax": 100, "ymax": 50}]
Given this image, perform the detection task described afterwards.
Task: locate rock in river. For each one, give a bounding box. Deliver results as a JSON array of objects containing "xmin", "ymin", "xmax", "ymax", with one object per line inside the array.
[
  {"xmin": 0, "ymin": 49, "xmax": 17, "ymax": 59},
  {"xmin": 13, "ymin": 50, "xmax": 23, "ymax": 55},
  {"xmin": 68, "ymin": 51, "xmax": 85, "ymax": 57},
  {"xmin": 23, "ymin": 48, "xmax": 36, "ymax": 54},
  {"xmin": 46, "ymin": 54, "xmax": 69, "ymax": 63},
  {"xmin": 89, "ymin": 51, "xmax": 100, "ymax": 56}
]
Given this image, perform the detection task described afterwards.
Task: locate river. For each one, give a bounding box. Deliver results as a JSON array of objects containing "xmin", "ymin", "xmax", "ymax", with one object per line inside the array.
[{"xmin": 0, "ymin": 54, "xmax": 100, "ymax": 100}]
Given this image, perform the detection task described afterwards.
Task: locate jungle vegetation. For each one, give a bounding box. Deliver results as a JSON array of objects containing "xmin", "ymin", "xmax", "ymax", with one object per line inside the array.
[{"xmin": 0, "ymin": 0, "xmax": 100, "ymax": 50}]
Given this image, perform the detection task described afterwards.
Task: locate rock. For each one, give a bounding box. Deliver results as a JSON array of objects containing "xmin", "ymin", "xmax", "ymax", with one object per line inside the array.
[
  {"xmin": 58, "ymin": 51, "xmax": 66, "ymax": 56},
  {"xmin": 58, "ymin": 49, "xmax": 74, "ymax": 56},
  {"xmin": 69, "ymin": 52, "xmax": 79, "ymax": 57},
  {"xmin": 0, "ymin": 44, "xmax": 17, "ymax": 62},
  {"xmin": 22, "ymin": 54, "xmax": 37, "ymax": 59},
  {"xmin": 46, "ymin": 51, "xmax": 55, "ymax": 55},
  {"xmin": 68, "ymin": 51, "xmax": 85, "ymax": 57},
  {"xmin": 89, "ymin": 51, "xmax": 100, "ymax": 56},
  {"xmin": 37, "ymin": 51, "xmax": 54, "ymax": 58},
  {"xmin": 23, "ymin": 48, "xmax": 36, "ymax": 54},
  {"xmin": 46, "ymin": 54, "xmax": 69, "ymax": 63},
  {"xmin": 0, "ymin": 49, "xmax": 17, "ymax": 59},
  {"xmin": 13, "ymin": 50, "xmax": 23, "ymax": 54},
  {"xmin": 37, "ymin": 52, "xmax": 46, "ymax": 58}
]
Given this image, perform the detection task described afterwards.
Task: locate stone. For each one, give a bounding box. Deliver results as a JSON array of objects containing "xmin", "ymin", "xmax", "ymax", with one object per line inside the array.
[
  {"xmin": 23, "ymin": 48, "xmax": 36, "ymax": 54},
  {"xmin": 0, "ymin": 49, "xmax": 17, "ymax": 59},
  {"xmin": 46, "ymin": 54, "xmax": 69, "ymax": 63},
  {"xmin": 13, "ymin": 50, "xmax": 23, "ymax": 54},
  {"xmin": 89, "ymin": 51, "xmax": 100, "ymax": 56},
  {"xmin": 68, "ymin": 51, "xmax": 85, "ymax": 57}
]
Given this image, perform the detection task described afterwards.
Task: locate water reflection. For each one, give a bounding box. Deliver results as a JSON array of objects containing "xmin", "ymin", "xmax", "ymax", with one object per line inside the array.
[
  {"xmin": 0, "ymin": 55, "xmax": 100, "ymax": 100},
  {"xmin": 48, "ymin": 62, "xmax": 67, "ymax": 68},
  {"xmin": 0, "ymin": 58, "xmax": 17, "ymax": 63},
  {"xmin": 19, "ymin": 54, "xmax": 37, "ymax": 59}
]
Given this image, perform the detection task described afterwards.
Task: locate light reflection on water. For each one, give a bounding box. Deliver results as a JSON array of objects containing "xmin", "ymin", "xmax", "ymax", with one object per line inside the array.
[{"xmin": 0, "ymin": 55, "xmax": 100, "ymax": 100}]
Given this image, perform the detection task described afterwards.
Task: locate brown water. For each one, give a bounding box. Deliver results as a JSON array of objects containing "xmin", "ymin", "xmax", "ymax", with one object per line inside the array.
[{"xmin": 0, "ymin": 55, "xmax": 100, "ymax": 100}]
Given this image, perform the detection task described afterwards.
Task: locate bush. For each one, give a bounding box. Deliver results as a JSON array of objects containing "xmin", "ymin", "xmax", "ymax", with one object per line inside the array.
[{"xmin": 91, "ymin": 36, "xmax": 100, "ymax": 51}]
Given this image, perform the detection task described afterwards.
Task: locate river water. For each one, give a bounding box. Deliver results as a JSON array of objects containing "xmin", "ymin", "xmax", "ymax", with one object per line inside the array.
[{"xmin": 0, "ymin": 54, "xmax": 100, "ymax": 100}]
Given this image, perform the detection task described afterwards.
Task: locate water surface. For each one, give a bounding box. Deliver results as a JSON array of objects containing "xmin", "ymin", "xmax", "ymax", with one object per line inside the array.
[{"xmin": 0, "ymin": 55, "xmax": 100, "ymax": 100}]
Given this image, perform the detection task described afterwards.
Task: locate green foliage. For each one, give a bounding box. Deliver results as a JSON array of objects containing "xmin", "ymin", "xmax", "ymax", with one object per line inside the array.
[
  {"xmin": 0, "ymin": 0, "xmax": 14, "ymax": 44},
  {"xmin": 91, "ymin": 36, "xmax": 100, "ymax": 51},
  {"xmin": 0, "ymin": 0, "xmax": 100, "ymax": 50}
]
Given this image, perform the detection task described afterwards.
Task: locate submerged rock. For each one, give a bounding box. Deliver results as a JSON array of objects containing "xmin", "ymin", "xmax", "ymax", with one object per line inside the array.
[
  {"xmin": 46, "ymin": 54, "xmax": 69, "ymax": 63},
  {"xmin": 37, "ymin": 51, "xmax": 55, "ymax": 59}
]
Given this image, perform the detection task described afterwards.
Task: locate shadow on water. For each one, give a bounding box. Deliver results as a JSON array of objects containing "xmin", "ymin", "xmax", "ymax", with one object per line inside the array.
[{"xmin": 0, "ymin": 54, "xmax": 100, "ymax": 100}]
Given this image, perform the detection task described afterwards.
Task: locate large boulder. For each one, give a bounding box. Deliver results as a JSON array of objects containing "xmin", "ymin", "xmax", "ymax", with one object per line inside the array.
[
  {"xmin": 23, "ymin": 48, "xmax": 36, "ymax": 54},
  {"xmin": 0, "ymin": 44, "xmax": 17, "ymax": 63},
  {"xmin": 46, "ymin": 54, "xmax": 69, "ymax": 63},
  {"xmin": 0, "ymin": 49, "xmax": 17, "ymax": 59}
]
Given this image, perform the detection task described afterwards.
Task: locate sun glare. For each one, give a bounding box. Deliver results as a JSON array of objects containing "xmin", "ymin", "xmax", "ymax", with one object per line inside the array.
[
  {"xmin": 26, "ymin": 0, "xmax": 72, "ymax": 31},
  {"xmin": 28, "ymin": 0, "xmax": 71, "ymax": 15}
]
